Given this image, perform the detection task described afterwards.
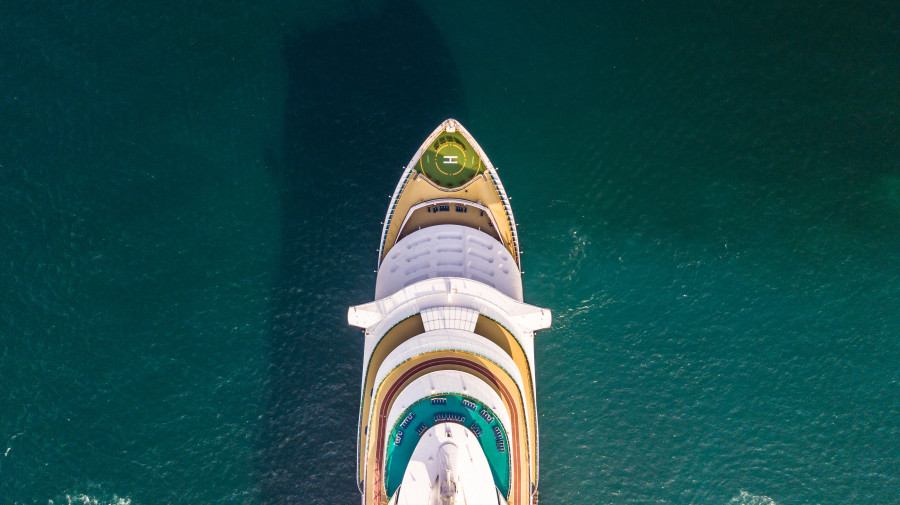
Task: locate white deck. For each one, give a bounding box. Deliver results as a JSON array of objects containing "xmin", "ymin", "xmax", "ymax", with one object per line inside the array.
[
  {"xmin": 376, "ymin": 225, "xmax": 523, "ymax": 301},
  {"xmin": 421, "ymin": 307, "xmax": 479, "ymax": 332},
  {"xmin": 349, "ymin": 277, "xmax": 551, "ymax": 383},
  {"xmin": 371, "ymin": 329, "xmax": 528, "ymax": 429},
  {"xmin": 394, "ymin": 423, "xmax": 500, "ymax": 505},
  {"xmin": 385, "ymin": 370, "xmax": 512, "ymax": 442}
]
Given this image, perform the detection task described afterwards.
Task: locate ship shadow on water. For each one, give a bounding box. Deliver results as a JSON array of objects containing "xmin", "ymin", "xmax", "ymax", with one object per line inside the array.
[{"xmin": 258, "ymin": 2, "xmax": 463, "ymax": 503}]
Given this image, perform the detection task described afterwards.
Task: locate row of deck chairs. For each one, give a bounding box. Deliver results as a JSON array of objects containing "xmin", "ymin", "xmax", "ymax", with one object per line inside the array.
[
  {"xmin": 425, "ymin": 204, "xmax": 472, "ymax": 213},
  {"xmin": 433, "ymin": 412, "xmax": 466, "ymax": 423},
  {"xmin": 493, "ymin": 426, "xmax": 506, "ymax": 452},
  {"xmin": 399, "ymin": 412, "xmax": 416, "ymax": 429}
]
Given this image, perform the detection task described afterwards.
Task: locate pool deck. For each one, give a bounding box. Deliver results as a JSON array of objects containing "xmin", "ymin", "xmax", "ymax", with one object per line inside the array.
[
  {"xmin": 355, "ymin": 315, "xmax": 540, "ymax": 502},
  {"xmin": 364, "ymin": 353, "xmax": 533, "ymax": 505}
]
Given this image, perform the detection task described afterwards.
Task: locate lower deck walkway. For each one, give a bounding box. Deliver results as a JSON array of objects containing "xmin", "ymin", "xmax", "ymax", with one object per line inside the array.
[{"xmin": 397, "ymin": 201, "xmax": 501, "ymax": 243}]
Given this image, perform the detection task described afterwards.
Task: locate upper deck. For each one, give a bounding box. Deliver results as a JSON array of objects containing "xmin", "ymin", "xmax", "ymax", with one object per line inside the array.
[{"xmin": 378, "ymin": 119, "xmax": 521, "ymax": 267}]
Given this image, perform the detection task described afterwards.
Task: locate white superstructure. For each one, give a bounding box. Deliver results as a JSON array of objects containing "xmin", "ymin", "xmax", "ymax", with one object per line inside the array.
[{"xmin": 349, "ymin": 119, "xmax": 550, "ymax": 505}]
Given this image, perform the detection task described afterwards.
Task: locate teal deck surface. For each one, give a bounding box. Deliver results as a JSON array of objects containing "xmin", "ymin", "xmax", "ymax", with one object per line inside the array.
[{"xmin": 384, "ymin": 394, "xmax": 510, "ymax": 498}]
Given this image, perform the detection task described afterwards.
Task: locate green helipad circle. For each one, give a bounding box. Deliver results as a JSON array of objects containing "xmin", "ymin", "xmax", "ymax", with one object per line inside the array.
[
  {"xmin": 416, "ymin": 133, "xmax": 485, "ymax": 189},
  {"xmin": 434, "ymin": 144, "xmax": 467, "ymax": 176}
]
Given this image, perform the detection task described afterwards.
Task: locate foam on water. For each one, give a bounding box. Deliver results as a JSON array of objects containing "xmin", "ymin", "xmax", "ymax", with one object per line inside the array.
[
  {"xmin": 726, "ymin": 491, "xmax": 778, "ymax": 505},
  {"xmin": 49, "ymin": 494, "xmax": 131, "ymax": 505}
]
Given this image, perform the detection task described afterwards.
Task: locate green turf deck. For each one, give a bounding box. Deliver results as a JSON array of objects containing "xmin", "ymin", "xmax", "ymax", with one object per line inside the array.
[
  {"xmin": 416, "ymin": 131, "xmax": 485, "ymax": 188},
  {"xmin": 384, "ymin": 393, "xmax": 510, "ymax": 498}
]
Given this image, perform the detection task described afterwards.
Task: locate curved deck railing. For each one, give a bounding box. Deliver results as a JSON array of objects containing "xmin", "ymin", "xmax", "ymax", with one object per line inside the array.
[{"xmin": 486, "ymin": 168, "xmax": 522, "ymax": 266}]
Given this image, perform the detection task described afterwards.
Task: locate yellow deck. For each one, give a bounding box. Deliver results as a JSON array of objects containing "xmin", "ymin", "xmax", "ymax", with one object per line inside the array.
[{"xmin": 380, "ymin": 173, "xmax": 518, "ymax": 264}]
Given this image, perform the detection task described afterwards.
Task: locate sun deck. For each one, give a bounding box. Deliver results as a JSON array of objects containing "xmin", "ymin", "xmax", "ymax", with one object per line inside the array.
[
  {"xmin": 384, "ymin": 389, "xmax": 511, "ymax": 498},
  {"xmin": 355, "ymin": 310, "xmax": 541, "ymax": 504},
  {"xmin": 362, "ymin": 351, "xmax": 532, "ymax": 505}
]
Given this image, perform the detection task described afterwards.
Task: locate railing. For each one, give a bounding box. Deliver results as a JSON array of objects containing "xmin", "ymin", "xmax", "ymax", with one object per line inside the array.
[
  {"xmin": 486, "ymin": 168, "xmax": 522, "ymax": 267},
  {"xmin": 377, "ymin": 168, "xmax": 415, "ymax": 265}
]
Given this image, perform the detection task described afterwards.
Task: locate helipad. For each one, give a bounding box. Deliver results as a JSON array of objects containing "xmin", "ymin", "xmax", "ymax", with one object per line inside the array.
[{"xmin": 416, "ymin": 131, "xmax": 485, "ymax": 188}]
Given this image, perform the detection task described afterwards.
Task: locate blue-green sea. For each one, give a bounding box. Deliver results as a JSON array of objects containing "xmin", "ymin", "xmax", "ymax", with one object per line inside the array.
[{"xmin": 2, "ymin": 1, "xmax": 897, "ymax": 504}]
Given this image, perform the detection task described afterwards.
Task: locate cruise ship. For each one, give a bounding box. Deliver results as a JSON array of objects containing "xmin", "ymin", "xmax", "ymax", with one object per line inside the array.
[{"xmin": 348, "ymin": 119, "xmax": 551, "ymax": 505}]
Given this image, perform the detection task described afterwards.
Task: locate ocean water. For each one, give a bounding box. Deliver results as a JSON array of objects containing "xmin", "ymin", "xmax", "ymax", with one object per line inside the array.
[{"xmin": 1, "ymin": 1, "xmax": 897, "ymax": 504}]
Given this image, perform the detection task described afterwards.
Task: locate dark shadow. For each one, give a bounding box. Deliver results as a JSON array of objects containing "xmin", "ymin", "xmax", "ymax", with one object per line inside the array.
[{"xmin": 257, "ymin": 1, "xmax": 464, "ymax": 503}]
